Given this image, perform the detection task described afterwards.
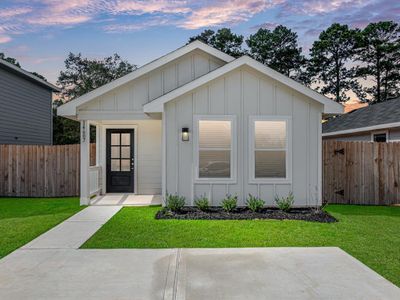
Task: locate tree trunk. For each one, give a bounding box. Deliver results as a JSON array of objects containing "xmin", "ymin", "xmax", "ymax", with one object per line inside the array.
[
  {"xmin": 383, "ymin": 68, "xmax": 388, "ymax": 102},
  {"xmin": 376, "ymin": 51, "xmax": 381, "ymax": 103},
  {"xmin": 335, "ymin": 57, "xmax": 340, "ymax": 102}
]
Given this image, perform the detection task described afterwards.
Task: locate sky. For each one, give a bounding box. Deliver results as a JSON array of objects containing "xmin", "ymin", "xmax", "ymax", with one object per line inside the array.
[{"xmin": 0, "ymin": 0, "xmax": 399, "ymax": 84}]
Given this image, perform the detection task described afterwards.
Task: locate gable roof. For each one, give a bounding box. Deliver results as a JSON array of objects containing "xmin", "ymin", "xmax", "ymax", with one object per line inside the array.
[
  {"xmin": 0, "ymin": 59, "xmax": 60, "ymax": 92},
  {"xmin": 322, "ymin": 97, "xmax": 400, "ymax": 136},
  {"xmin": 58, "ymin": 40, "xmax": 234, "ymax": 117},
  {"xmin": 144, "ymin": 56, "xmax": 343, "ymax": 114}
]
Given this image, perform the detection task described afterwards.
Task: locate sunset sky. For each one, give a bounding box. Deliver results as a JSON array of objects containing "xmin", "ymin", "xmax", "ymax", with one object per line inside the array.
[{"xmin": 0, "ymin": 0, "xmax": 399, "ymax": 84}]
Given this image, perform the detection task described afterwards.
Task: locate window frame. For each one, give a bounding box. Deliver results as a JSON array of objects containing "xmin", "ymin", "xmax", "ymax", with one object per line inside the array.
[
  {"xmin": 248, "ymin": 115, "xmax": 292, "ymax": 183},
  {"xmin": 193, "ymin": 115, "xmax": 237, "ymax": 183},
  {"xmin": 371, "ymin": 130, "xmax": 388, "ymax": 143}
]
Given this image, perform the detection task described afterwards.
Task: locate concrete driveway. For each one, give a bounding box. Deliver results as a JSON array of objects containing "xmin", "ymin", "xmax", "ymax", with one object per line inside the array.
[{"xmin": 0, "ymin": 207, "xmax": 399, "ymax": 300}]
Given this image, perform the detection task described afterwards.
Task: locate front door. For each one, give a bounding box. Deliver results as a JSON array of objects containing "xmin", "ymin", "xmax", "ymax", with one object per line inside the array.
[{"xmin": 106, "ymin": 129, "xmax": 135, "ymax": 193}]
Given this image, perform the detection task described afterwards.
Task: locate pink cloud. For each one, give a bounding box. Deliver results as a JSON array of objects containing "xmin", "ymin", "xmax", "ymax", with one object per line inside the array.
[
  {"xmin": 0, "ymin": 35, "xmax": 12, "ymax": 44},
  {"xmin": 26, "ymin": 0, "xmax": 96, "ymax": 25},
  {"xmin": 180, "ymin": 0, "xmax": 283, "ymax": 29},
  {"xmin": 282, "ymin": 0, "xmax": 369, "ymax": 15},
  {"xmin": 104, "ymin": 17, "xmax": 171, "ymax": 32},
  {"xmin": 111, "ymin": 0, "xmax": 191, "ymax": 15},
  {"xmin": 29, "ymin": 15, "xmax": 92, "ymax": 26},
  {"xmin": 0, "ymin": 7, "xmax": 32, "ymax": 19}
]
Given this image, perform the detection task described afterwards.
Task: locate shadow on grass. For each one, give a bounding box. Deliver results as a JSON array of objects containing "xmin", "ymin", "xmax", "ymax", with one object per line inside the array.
[{"xmin": 326, "ymin": 204, "xmax": 400, "ymax": 217}]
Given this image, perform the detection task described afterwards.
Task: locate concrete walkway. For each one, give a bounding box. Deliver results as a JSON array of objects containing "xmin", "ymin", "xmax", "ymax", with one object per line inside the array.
[
  {"xmin": 22, "ymin": 206, "xmax": 121, "ymax": 249},
  {"xmin": 0, "ymin": 207, "xmax": 399, "ymax": 300}
]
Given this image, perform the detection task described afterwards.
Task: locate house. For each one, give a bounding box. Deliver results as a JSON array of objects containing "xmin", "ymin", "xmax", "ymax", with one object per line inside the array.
[
  {"xmin": 0, "ymin": 59, "xmax": 60, "ymax": 145},
  {"xmin": 323, "ymin": 97, "xmax": 400, "ymax": 142},
  {"xmin": 58, "ymin": 41, "xmax": 343, "ymax": 206}
]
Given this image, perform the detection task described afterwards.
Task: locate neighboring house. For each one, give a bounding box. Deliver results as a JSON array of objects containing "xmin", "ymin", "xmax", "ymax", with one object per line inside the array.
[
  {"xmin": 323, "ymin": 97, "xmax": 400, "ymax": 142},
  {"xmin": 58, "ymin": 41, "xmax": 343, "ymax": 206},
  {"xmin": 0, "ymin": 59, "xmax": 60, "ymax": 145}
]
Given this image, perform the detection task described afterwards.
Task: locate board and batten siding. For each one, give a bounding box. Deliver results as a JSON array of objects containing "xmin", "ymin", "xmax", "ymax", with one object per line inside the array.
[
  {"xmin": 0, "ymin": 67, "xmax": 53, "ymax": 145},
  {"xmin": 78, "ymin": 49, "xmax": 226, "ymax": 116},
  {"xmin": 164, "ymin": 66, "xmax": 323, "ymax": 206}
]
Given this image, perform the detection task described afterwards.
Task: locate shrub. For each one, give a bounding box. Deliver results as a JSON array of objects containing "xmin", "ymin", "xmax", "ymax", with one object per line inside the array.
[
  {"xmin": 275, "ymin": 192, "xmax": 294, "ymax": 212},
  {"xmin": 194, "ymin": 195, "xmax": 210, "ymax": 211},
  {"xmin": 165, "ymin": 193, "xmax": 185, "ymax": 212},
  {"xmin": 221, "ymin": 195, "xmax": 238, "ymax": 212},
  {"xmin": 246, "ymin": 194, "xmax": 265, "ymax": 212}
]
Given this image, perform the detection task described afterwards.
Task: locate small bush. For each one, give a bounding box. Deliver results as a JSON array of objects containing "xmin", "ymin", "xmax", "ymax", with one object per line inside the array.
[
  {"xmin": 246, "ymin": 194, "xmax": 265, "ymax": 212},
  {"xmin": 194, "ymin": 195, "xmax": 210, "ymax": 211},
  {"xmin": 165, "ymin": 193, "xmax": 185, "ymax": 212},
  {"xmin": 221, "ymin": 195, "xmax": 238, "ymax": 212},
  {"xmin": 275, "ymin": 192, "xmax": 294, "ymax": 212}
]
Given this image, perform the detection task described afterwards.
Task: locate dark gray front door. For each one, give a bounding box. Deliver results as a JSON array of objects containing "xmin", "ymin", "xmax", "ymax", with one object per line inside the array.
[{"xmin": 106, "ymin": 129, "xmax": 134, "ymax": 193}]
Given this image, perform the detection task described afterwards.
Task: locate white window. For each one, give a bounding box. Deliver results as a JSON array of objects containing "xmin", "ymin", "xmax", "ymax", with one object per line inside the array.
[
  {"xmin": 194, "ymin": 115, "xmax": 236, "ymax": 182},
  {"xmin": 249, "ymin": 116, "xmax": 291, "ymax": 182}
]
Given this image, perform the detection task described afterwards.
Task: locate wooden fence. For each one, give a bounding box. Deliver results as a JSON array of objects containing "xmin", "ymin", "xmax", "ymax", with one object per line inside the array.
[
  {"xmin": 323, "ymin": 140, "xmax": 400, "ymax": 205},
  {"xmin": 0, "ymin": 144, "xmax": 95, "ymax": 197},
  {"xmin": 1, "ymin": 141, "xmax": 400, "ymax": 204}
]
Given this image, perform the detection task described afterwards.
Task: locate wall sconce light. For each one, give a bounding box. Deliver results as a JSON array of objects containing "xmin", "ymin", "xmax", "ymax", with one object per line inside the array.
[{"xmin": 182, "ymin": 127, "xmax": 189, "ymax": 141}]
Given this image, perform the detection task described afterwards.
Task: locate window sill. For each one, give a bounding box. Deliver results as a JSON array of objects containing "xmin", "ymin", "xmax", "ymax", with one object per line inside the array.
[
  {"xmin": 249, "ymin": 178, "xmax": 292, "ymax": 184},
  {"xmin": 194, "ymin": 178, "xmax": 237, "ymax": 184}
]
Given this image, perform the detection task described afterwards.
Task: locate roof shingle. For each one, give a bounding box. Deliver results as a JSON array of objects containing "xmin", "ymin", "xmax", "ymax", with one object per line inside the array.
[{"xmin": 322, "ymin": 97, "xmax": 400, "ymax": 133}]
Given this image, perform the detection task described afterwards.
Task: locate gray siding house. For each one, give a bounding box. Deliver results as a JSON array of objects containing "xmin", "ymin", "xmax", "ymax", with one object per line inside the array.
[
  {"xmin": 323, "ymin": 97, "xmax": 400, "ymax": 142},
  {"xmin": 0, "ymin": 59, "xmax": 60, "ymax": 145}
]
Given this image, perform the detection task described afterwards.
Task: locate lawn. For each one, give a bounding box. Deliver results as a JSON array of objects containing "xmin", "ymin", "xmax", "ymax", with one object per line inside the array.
[
  {"xmin": 0, "ymin": 197, "xmax": 83, "ymax": 259},
  {"xmin": 82, "ymin": 205, "xmax": 400, "ymax": 287}
]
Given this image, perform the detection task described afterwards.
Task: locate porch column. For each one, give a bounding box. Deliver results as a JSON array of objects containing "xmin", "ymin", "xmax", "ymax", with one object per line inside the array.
[
  {"xmin": 80, "ymin": 120, "xmax": 90, "ymax": 205},
  {"xmin": 95, "ymin": 123, "xmax": 103, "ymax": 194}
]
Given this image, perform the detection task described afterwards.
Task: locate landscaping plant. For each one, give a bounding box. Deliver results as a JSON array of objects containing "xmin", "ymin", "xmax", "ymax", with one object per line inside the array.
[
  {"xmin": 275, "ymin": 192, "xmax": 294, "ymax": 212},
  {"xmin": 246, "ymin": 194, "xmax": 265, "ymax": 212},
  {"xmin": 165, "ymin": 193, "xmax": 185, "ymax": 212},
  {"xmin": 194, "ymin": 195, "xmax": 210, "ymax": 211},
  {"xmin": 221, "ymin": 195, "xmax": 238, "ymax": 212}
]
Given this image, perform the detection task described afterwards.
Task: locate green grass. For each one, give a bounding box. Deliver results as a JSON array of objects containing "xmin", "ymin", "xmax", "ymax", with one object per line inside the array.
[
  {"xmin": 0, "ymin": 197, "xmax": 83, "ymax": 259},
  {"xmin": 82, "ymin": 205, "xmax": 400, "ymax": 286}
]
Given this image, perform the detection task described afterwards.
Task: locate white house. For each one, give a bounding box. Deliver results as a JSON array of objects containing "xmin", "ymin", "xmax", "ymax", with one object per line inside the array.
[{"xmin": 58, "ymin": 41, "xmax": 343, "ymax": 206}]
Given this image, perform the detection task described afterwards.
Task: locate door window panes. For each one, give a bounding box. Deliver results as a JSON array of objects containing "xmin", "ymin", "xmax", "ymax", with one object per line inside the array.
[{"xmin": 111, "ymin": 159, "xmax": 120, "ymax": 171}]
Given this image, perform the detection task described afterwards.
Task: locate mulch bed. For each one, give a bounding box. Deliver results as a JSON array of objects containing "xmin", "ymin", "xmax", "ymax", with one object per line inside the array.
[{"xmin": 155, "ymin": 207, "xmax": 337, "ymax": 223}]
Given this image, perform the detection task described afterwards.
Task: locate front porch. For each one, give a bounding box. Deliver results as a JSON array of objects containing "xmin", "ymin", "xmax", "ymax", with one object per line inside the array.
[
  {"xmin": 79, "ymin": 119, "xmax": 163, "ymax": 206},
  {"xmin": 90, "ymin": 194, "xmax": 162, "ymax": 206}
]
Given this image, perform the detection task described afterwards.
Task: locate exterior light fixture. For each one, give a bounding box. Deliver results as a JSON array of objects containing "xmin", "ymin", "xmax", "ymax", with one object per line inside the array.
[{"xmin": 182, "ymin": 127, "xmax": 189, "ymax": 141}]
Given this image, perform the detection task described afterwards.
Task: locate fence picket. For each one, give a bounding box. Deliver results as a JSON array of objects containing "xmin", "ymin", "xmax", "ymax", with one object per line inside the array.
[
  {"xmin": 0, "ymin": 144, "xmax": 95, "ymax": 197},
  {"xmin": 323, "ymin": 140, "xmax": 400, "ymax": 205}
]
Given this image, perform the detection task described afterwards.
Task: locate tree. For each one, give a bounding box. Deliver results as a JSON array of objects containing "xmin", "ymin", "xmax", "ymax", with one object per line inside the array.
[
  {"xmin": 0, "ymin": 52, "xmax": 47, "ymax": 81},
  {"xmin": 188, "ymin": 28, "xmax": 244, "ymax": 57},
  {"xmin": 0, "ymin": 52, "xmax": 21, "ymax": 67},
  {"xmin": 54, "ymin": 53, "xmax": 135, "ymax": 144},
  {"xmin": 52, "ymin": 100, "xmax": 81, "ymax": 145},
  {"xmin": 246, "ymin": 25, "xmax": 306, "ymax": 81},
  {"xmin": 355, "ymin": 21, "xmax": 400, "ymax": 103},
  {"xmin": 58, "ymin": 53, "xmax": 136, "ymax": 101},
  {"xmin": 307, "ymin": 24, "xmax": 361, "ymax": 102}
]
